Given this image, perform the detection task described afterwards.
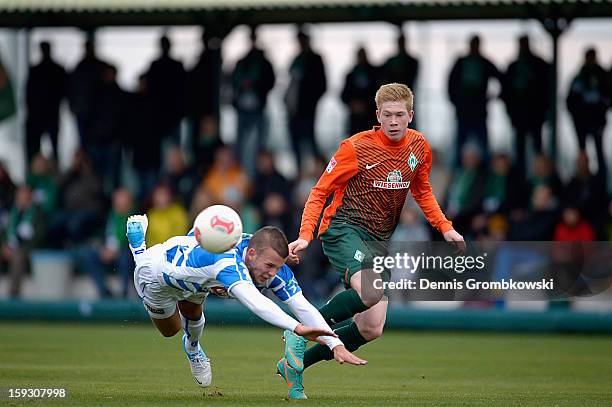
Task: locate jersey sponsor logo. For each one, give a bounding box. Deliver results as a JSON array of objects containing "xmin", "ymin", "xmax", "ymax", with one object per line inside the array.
[
  {"xmin": 408, "ymin": 152, "xmax": 419, "ymax": 172},
  {"xmin": 372, "ymin": 169, "xmax": 411, "ymax": 189},
  {"xmin": 145, "ymin": 303, "xmax": 165, "ymax": 315},
  {"xmin": 326, "ymin": 157, "xmax": 337, "ymax": 173},
  {"xmin": 365, "ymin": 162, "xmax": 381, "ymax": 170},
  {"xmin": 210, "ymin": 215, "xmax": 235, "ymax": 234}
]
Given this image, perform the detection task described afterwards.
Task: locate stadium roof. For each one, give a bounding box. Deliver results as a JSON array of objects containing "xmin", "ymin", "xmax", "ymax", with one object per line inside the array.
[{"xmin": 0, "ymin": 0, "xmax": 610, "ymax": 27}]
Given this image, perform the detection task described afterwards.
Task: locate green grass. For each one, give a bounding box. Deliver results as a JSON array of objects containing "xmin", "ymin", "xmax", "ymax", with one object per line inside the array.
[{"xmin": 1, "ymin": 322, "xmax": 611, "ymax": 406}]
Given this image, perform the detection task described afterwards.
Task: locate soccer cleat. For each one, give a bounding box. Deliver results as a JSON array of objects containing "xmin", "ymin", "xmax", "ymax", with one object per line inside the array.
[
  {"xmin": 126, "ymin": 214, "xmax": 148, "ymax": 253},
  {"xmin": 283, "ymin": 329, "xmax": 307, "ymax": 373},
  {"xmin": 276, "ymin": 358, "xmax": 307, "ymax": 400},
  {"xmin": 182, "ymin": 334, "xmax": 212, "ymax": 388}
]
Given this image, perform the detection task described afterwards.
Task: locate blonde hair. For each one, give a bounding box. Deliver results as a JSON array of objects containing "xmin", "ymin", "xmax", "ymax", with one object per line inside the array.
[{"xmin": 375, "ymin": 83, "xmax": 414, "ymax": 111}]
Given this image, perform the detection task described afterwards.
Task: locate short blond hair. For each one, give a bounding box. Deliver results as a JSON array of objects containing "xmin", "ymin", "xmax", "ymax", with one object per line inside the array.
[{"xmin": 375, "ymin": 83, "xmax": 414, "ymax": 111}]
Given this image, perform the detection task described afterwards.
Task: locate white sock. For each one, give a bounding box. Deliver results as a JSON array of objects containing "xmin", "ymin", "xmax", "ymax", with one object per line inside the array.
[
  {"xmin": 181, "ymin": 313, "xmax": 205, "ymax": 353},
  {"xmin": 129, "ymin": 242, "xmax": 147, "ymax": 258}
]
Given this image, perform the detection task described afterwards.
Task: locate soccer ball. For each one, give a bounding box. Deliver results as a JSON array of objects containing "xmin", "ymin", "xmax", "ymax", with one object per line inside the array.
[{"xmin": 193, "ymin": 205, "xmax": 243, "ymax": 253}]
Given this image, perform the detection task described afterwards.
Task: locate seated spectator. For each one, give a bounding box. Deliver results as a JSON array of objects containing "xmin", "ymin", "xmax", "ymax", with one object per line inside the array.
[
  {"xmin": 78, "ymin": 188, "xmax": 135, "ymax": 298},
  {"xmin": 50, "ymin": 149, "xmax": 106, "ymax": 247},
  {"xmin": 482, "ymin": 152, "xmax": 526, "ymax": 214},
  {"xmin": 146, "ymin": 183, "xmax": 189, "ymax": 246},
  {"xmin": 429, "ymin": 148, "xmax": 452, "ymax": 205},
  {"xmin": 26, "ymin": 153, "xmax": 58, "ymax": 215},
  {"xmin": 0, "ymin": 161, "xmax": 15, "ymax": 217},
  {"xmin": 188, "ymin": 187, "xmax": 214, "ymax": 225},
  {"xmin": 252, "ymin": 150, "xmax": 292, "ymax": 207},
  {"xmin": 201, "ymin": 146, "xmax": 251, "ymax": 205},
  {"xmin": 563, "ymin": 152, "xmax": 608, "ymax": 237},
  {"xmin": 260, "ymin": 192, "xmax": 294, "ymax": 236},
  {"xmin": 445, "ymin": 142, "xmax": 487, "ymax": 233},
  {"xmin": 161, "ymin": 145, "xmax": 197, "ymax": 207},
  {"xmin": 509, "ymin": 184, "xmax": 559, "ymax": 240},
  {"xmin": 528, "ymin": 153, "xmax": 563, "ymax": 201},
  {"xmin": 1, "ymin": 186, "xmax": 45, "ymax": 297},
  {"xmin": 554, "ymin": 207, "xmax": 595, "ymax": 242}
]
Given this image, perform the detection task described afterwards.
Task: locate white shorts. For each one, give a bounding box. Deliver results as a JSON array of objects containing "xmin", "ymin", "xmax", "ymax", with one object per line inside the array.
[{"xmin": 133, "ymin": 244, "xmax": 207, "ymax": 319}]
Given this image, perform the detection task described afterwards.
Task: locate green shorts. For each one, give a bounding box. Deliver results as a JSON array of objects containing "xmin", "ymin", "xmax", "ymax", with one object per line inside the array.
[{"xmin": 320, "ymin": 222, "xmax": 389, "ymax": 288}]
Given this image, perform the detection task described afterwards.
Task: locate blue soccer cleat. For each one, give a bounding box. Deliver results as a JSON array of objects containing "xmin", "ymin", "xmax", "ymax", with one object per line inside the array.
[
  {"xmin": 276, "ymin": 358, "xmax": 307, "ymax": 400},
  {"xmin": 283, "ymin": 329, "xmax": 307, "ymax": 373},
  {"xmin": 182, "ymin": 334, "xmax": 212, "ymax": 388},
  {"xmin": 126, "ymin": 215, "xmax": 148, "ymax": 253}
]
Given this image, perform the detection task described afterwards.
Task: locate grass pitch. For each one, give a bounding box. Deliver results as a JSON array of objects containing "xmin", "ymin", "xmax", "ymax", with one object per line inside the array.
[{"xmin": 1, "ymin": 322, "xmax": 611, "ymax": 406}]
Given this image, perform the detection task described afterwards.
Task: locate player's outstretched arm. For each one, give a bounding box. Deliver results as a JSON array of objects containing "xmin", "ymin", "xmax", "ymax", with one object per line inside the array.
[{"xmin": 230, "ymin": 282, "xmax": 336, "ymax": 338}]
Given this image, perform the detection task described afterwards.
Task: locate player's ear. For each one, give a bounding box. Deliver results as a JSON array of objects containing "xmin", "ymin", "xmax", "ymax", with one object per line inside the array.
[
  {"xmin": 408, "ymin": 110, "xmax": 414, "ymax": 124},
  {"xmin": 375, "ymin": 109, "xmax": 381, "ymax": 123}
]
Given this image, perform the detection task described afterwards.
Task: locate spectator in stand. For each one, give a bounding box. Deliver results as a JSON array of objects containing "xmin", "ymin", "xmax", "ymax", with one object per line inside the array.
[
  {"xmin": 0, "ymin": 161, "xmax": 15, "ymax": 219},
  {"xmin": 126, "ymin": 73, "xmax": 160, "ymax": 201},
  {"xmin": 201, "ymin": 146, "xmax": 251, "ymax": 207},
  {"xmin": 79, "ymin": 188, "xmax": 135, "ymax": 298},
  {"xmin": 428, "ymin": 148, "xmax": 452, "ymax": 206},
  {"xmin": 445, "ymin": 142, "xmax": 487, "ymax": 234},
  {"xmin": 563, "ymin": 152, "xmax": 609, "ymax": 237},
  {"xmin": 260, "ymin": 192, "xmax": 294, "ymax": 237},
  {"xmin": 509, "ymin": 184, "xmax": 559, "ymax": 241},
  {"xmin": 341, "ymin": 47, "xmax": 379, "ymax": 135},
  {"xmin": 482, "ymin": 152, "xmax": 526, "ymax": 215},
  {"xmin": 160, "ymin": 145, "xmax": 197, "ymax": 207},
  {"xmin": 146, "ymin": 183, "xmax": 189, "ymax": 246},
  {"xmin": 527, "ymin": 154, "xmax": 563, "ymax": 202},
  {"xmin": 68, "ymin": 37, "xmax": 109, "ymax": 148},
  {"xmin": 231, "ymin": 26, "xmax": 276, "ymax": 176},
  {"xmin": 145, "ymin": 35, "xmax": 186, "ymax": 151},
  {"xmin": 25, "ymin": 41, "xmax": 67, "ymax": 163},
  {"xmin": 188, "ymin": 187, "xmax": 215, "ymax": 225},
  {"xmin": 1, "ymin": 186, "xmax": 45, "ymax": 298},
  {"xmin": 554, "ymin": 207, "xmax": 596, "ymax": 242},
  {"xmin": 51, "ymin": 149, "xmax": 106, "ymax": 247},
  {"xmin": 285, "ymin": 27, "xmax": 327, "ymax": 169},
  {"xmin": 567, "ymin": 48, "xmax": 610, "ymax": 179},
  {"xmin": 381, "ymin": 32, "xmax": 419, "ymax": 128},
  {"xmin": 187, "ymin": 29, "xmax": 222, "ymax": 164},
  {"xmin": 448, "ymin": 35, "xmax": 502, "ymax": 166},
  {"xmin": 501, "ymin": 35, "xmax": 551, "ymax": 178},
  {"xmin": 89, "ymin": 64, "xmax": 127, "ymax": 193},
  {"xmin": 252, "ymin": 150, "xmax": 291, "ymax": 207},
  {"xmin": 26, "ymin": 153, "xmax": 58, "ymax": 216}
]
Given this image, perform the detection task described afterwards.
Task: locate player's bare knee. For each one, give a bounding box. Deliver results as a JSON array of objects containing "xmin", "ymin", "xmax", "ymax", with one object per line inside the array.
[{"xmin": 357, "ymin": 323, "xmax": 384, "ymax": 342}]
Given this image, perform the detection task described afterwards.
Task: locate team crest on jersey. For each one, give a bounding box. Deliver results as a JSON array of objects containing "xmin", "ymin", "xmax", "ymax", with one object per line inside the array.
[
  {"xmin": 326, "ymin": 157, "xmax": 337, "ymax": 173},
  {"xmin": 408, "ymin": 152, "xmax": 419, "ymax": 172},
  {"xmin": 372, "ymin": 169, "xmax": 411, "ymax": 189}
]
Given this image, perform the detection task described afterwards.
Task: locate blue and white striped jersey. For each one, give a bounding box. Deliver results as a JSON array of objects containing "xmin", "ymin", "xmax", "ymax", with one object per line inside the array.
[{"xmin": 159, "ymin": 233, "xmax": 301, "ymax": 302}]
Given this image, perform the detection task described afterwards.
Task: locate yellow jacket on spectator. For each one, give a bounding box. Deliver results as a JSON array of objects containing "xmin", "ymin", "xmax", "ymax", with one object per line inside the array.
[{"xmin": 146, "ymin": 202, "xmax": 189, "ymax": 246}]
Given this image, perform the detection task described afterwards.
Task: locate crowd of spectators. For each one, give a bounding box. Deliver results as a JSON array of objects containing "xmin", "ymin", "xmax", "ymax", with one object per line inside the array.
[{"xmin": 0, "ymin": 26, "xmax": 610, "ymax": 301}]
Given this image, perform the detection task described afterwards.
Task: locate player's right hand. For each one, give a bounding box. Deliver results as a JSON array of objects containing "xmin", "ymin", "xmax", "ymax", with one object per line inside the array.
[
  {"xmin": 294, "ymin": 324, "xmax": 337, "ymax": 342},
  {"xmin": 332, "ymin": 345, "xmax": 367, "ymax": 366},
  {"xmin": 288, "ymin": 238, "xmax": 309, "ymax": 264}
]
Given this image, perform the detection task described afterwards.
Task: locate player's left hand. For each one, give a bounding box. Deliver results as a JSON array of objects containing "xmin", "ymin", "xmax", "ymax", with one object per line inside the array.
[
  {"xmin": 443, "ymin": 229, "xmax": 466, "ymax": 254},
  {"xmin": 294, "ymin": 324, "xmax": 338, "ymax": 342},
  {"xmin": 332, "ymin": 345, "xmax": 367, "ymax": 366}
]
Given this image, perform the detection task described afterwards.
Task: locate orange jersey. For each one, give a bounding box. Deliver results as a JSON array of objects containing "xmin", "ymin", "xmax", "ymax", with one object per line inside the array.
[{"xmin": 299, "ymin": 127, "xmax": 453, "ymax": 242}]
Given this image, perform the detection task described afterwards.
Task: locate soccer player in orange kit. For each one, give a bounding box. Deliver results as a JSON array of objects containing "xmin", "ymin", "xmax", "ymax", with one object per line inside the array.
[{"xmin": 277, "ymin": 83, "xmax": 465, "ymax": 398}]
